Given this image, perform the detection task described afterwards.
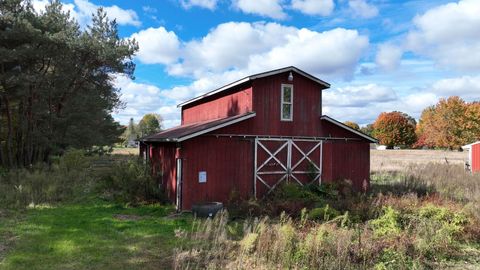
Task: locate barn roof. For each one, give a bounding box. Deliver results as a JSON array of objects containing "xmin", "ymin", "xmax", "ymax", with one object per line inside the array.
[
  {"xmin": 321, "ymin": 115, "xmax": 378, "ymax": 143},
  {"xmin": 177, "ymin": 66, "xmax": 330, "ymax": 108},
  {"xmin": 140, "ymin": 112, "xmax": 256, "ymax": 142},
  {"xmin": 462, "ymin": 141, "xmax": 480, "ymax": 149}
]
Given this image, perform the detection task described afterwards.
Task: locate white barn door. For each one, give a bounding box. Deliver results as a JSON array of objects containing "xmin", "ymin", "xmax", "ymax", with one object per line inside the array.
[{"xmin": 254, "ymin": 138, "xmax": 322, "ymax": 198}]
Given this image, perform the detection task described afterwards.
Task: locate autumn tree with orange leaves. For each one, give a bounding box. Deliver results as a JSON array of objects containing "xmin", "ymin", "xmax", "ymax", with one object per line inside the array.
[
  {"xmin": 373, "ymin": 111, "xmax": 417, "ymax": 148},
  {"xmin": 416, "ymin": 97, "xmax": 480, "ymax": 149}
]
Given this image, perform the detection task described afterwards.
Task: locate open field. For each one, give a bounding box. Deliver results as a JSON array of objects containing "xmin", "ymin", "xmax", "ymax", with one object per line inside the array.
[
  {"xmin": 371, "ymin": 149, "xmax": 468, "ymax": 172},
  {"xmin": 112, "ymin": 147, "xmax": 138, "ymax": 155}
]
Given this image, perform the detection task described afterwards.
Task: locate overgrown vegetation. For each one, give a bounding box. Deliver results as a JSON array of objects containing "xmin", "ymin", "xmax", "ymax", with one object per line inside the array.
[
  {"xmin": 174, "ymin": 164, "xmax": 480, "ymax": 269},
  {"xmin": 0, "ymin": 150, "xmax": 163, "ymax": 209}
]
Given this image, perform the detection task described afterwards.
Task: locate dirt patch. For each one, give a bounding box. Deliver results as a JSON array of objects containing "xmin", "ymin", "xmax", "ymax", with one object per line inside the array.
[{"xmin": 113, "ymin": 214, "xmax": 144, "ymax": 221}]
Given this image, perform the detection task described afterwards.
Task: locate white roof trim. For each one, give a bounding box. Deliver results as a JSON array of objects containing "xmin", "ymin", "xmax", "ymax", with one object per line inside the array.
[
  {"xmin": 177, "ymin": 66, "xmax": 330, "ymax": 108},
  {"xmin": 462, "ymin": 141, "xmax": 480, "ymax": 149},
  {"xmin": 177, "ymin": 112, "xmax": 256, "ymax": 142},
  {"xmin": 321, "ymin": 115, "xmax": 378, "ymax": 143}
]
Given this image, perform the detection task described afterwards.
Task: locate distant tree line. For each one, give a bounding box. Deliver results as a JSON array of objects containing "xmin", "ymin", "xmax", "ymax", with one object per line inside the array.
[
  {"xmin": 345, "ymin": 96, "xmax": 480, "ymax": 150},
  {"xmin": 122, "ymin": 114, "xmax": 163, "ymax": 146},
  {"xmin": 0, "ymin": 0, "xmax": 138, "ymax": 168}
]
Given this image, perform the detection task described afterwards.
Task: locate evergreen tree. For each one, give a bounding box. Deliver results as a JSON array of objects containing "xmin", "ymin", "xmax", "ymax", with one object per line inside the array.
[{"xmin": 0, "ymin": 0, "xmax": 138, "ymax": 167}]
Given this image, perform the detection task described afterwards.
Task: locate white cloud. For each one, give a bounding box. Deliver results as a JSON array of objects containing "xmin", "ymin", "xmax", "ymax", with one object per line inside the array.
[
  {"xmin": 161, "ymin": 22, "xmax": 369, "ymax": 80},
  {"xmin": 375, "ymin": 44, "xmax": 403, "ymax": 71},
  {"xmin": 291, "ymin": 0, "xmax": 335, "ymax": 16},
  {"xmin": 430, "ymin": 76, "xmax": 480, "ymax": 101},
  {"xmin": 180, "ymin": 0, "xmax": 218, "ymax": 10},
  {"xmin": 113, "ymin": 76, "xmax": 181, "ymax": 127},
  {"xmin": 248, "ymin": 27, "xmax": 369, "ymax": 80},
  {"xmin": 323, "ymin": 84, "xmax": 397, "ymax": 107},
  {"xmin": 233, "ymin": 0, "xmax": 287, "ymax": 20},
  {"xmin": 168, "ymin": 22, "xmax": 298, "ymax": 77},
  {"xmin": 348, "ymin": 0, "xmax": 378, "ymax": 19},
  {"xmin": 130, "ymin": 27, "xmax": 181, "ymax": 65},
  {"xmin": 32, "ymin": 0, "xmax": 141, "ymax": 27},
  {"xmin": 406, "ymin": 0, "xmax": 480, "ymax": 71}
]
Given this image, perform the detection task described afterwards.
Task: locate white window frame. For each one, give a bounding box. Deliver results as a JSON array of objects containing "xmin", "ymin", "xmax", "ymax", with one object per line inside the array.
[{"xmin": 281, "ymin": 84, "xmax": 293, "ymax": 121}]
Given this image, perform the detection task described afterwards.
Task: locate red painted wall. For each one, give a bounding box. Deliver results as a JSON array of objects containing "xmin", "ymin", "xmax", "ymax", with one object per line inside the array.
[
  {"xmin": 146, "ymin": 70, "xmax": 372, "ymax": 210},
  {"xmin": 472, "ymin": 143, "xmax": 480, "ymax": 173},
  {"xmin": 149, "ymin": 143, "xmax": 179, "ymax": 201},
  {"xmin": 322, "ymin": 141, "xmax": 370, "ymax": 191},
  {"xmin": 182, "ymin": 85, "xmax": 253, "ymax": 125},
  {"xmin": 179, "ymin": 137, "xmax": 253, "ymax": 210},
  {"xmin": 249, "ymin": 72, "xmax": 325, "ymax": 136}
]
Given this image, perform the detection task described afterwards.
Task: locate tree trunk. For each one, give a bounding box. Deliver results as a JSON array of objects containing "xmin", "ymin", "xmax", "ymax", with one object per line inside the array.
[{"xmin": 3, "ymin": 95, "xmax": 14, "ymax": 167}]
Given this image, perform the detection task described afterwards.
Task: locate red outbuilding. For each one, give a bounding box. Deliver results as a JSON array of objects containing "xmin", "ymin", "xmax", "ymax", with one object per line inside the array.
[
  {"xmin": 463, "ymin": 141, "xmax": 480, "ymax": 173},
  {"xmin": 140, "ymin": 67, "xmax": 377, "ymax": 210}
]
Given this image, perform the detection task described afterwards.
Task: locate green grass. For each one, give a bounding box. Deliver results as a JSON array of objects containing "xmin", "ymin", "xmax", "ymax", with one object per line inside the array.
[{"xmin": 0, "ymin": 201, "xmax": 192, "ymax": 270}]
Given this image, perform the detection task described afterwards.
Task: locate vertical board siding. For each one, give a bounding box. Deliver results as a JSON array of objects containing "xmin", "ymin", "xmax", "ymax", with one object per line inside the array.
[
  {"xmin": 180, "ymin": 137, "xmax": 253, "ymax": 210},
  {"xmin": 150, "ymin": 143, "xmax": 178, "ymax": 201},
  {"xmin": 473, "ymin": 143, "xmax": 480, "ymax": 173},
  {"xmin": 146, "ymin": 70, "xmax": 373, "ymax": 210},
  {"xmin": 182, "ymin": 86, "xmax": 253, "ymax": 125},
  {"xmin": 322, "ymin": 141, "xmax": 370, "ymax": 190},
  {"xmin": 251, "ymin": 72, "xmax": 324, "ymax": 137}
]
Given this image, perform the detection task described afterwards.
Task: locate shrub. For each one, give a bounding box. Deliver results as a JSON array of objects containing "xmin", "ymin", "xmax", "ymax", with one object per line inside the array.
[
  {"xmin": 309, "ymin": 204, "xmax": 340, "ymax": 221},
  {"xmin": 370, "ymin": 206, "xmax": 401, "ymax": 237},
  {"xmin": 0, "ymin": 150, "xmax": 92, "ymax": 208},
  {"xmin": 97, "ymin": 159, "xmax": 164, "ymax": 204}
]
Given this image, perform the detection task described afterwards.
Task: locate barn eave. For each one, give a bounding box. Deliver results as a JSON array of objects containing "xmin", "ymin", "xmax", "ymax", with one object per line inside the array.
[
  {"xmin": 321, "ymin": 115, "xmax": 378, "ymax": 143},
  {"xmin": 139, "ymin": 112, "xmax": 256, "ymax": 142}
]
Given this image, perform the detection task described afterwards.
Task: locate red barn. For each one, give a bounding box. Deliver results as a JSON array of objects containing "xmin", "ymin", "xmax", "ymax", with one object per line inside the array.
[
  {"xmin": 463, "ymin": 141, "xmax": 480, "ymax": 173},
  {"xmin": 139, "ymin": 67, "xmax": 377, "ymax": 210}
]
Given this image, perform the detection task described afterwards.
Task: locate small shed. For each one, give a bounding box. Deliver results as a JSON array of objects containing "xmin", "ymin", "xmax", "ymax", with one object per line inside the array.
[
  {"xmin": 140, "ymin": 66, "xmax": 377, "ymax": 210},
  {"xmin": 462, "ymin": 141, "xmax": 480, "ymax": 173}
]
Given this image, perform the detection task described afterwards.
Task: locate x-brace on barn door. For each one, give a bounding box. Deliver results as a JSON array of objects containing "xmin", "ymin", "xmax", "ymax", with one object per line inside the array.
[{"xmin": 254, "ymin": 138, "xmax": 323, "ymax": 198}]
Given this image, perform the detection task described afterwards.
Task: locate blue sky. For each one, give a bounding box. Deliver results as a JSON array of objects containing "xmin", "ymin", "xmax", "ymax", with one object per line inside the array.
[{"xmin": 33, "ymin": 0, "xmax": 480, "ymax": 127}]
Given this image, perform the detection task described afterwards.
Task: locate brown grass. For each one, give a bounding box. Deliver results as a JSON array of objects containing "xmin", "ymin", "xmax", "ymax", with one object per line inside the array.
[
  {"xmin": 112, "ymin": 147, "xmax": 138, "ymax": 155},
  {"xmin": 371, "ymin": 149, "xmax": 468, "ymax": 172}
]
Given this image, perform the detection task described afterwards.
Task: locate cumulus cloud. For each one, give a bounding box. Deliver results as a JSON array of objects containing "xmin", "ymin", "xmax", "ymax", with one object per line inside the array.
[
  {"xmin": 130, "ymin": 27, "xmax": 181, "ymax": 65},
  {"xmin": 113, "ymin": 76, "xmax": 181, "ymax": 127},
  {"xmin": 161, "ymin": 22, "xmax": 369, "ymax": 80},
  {"xmin": 348, "ymin": 0, "xmax": 378, "ymax": 19},
  {"xmin": 430, "ymin": 76, "xmax": 480, "ymax": 101},
  {"xmin": 180, "ymin": 0, "xmax": 218, "ymax": 10},
  {"xmin": 233, "ymin": 0, "xmax": 287, "ymax": 20},
  {"xmin": 406, "ymin": 0, "xmax": 480, "ymax": 71},
  {"xmin": 375, "ymin": 44, "xmax": 403, "ymax": 71},
  {"xmin": 323, "ymin": 84, "xmax": 397, "ymax": 107},
  {"xmin": 291, "ymin": 0, "xmax": 335, "ymax": 16},
  {"xmin": 32, "ymin": 0, "xmax": 141, "ymax": 27}
]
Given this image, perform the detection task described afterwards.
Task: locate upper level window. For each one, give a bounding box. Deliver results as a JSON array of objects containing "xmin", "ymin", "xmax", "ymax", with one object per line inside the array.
[{"xmin": 281, "ymin": 84, "xmax": 293, "ymax": 121}]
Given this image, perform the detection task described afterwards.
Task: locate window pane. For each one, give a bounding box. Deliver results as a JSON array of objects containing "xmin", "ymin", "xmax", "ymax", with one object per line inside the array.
[
  {"xmin": 282, "ymin": 104, "xmax": 291, "ymax": 120},
  {"xmin": 283, "ymin": 86, "xmax": 291, "ymax": 103}
]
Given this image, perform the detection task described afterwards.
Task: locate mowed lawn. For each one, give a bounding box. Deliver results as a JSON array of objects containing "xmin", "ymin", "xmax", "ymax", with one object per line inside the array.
[{"xmin": 0, "ymin": 201, "xmax": 191, "ymax": 270}]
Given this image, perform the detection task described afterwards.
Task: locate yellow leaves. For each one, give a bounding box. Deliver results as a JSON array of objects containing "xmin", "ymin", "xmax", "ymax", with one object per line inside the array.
[{"xmin": 416, "ymin": 97, "xmax": 480, "ymax": 149}]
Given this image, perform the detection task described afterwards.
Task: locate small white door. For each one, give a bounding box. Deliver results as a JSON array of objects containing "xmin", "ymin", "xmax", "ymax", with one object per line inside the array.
[{"xmin": 176, "ymin": 158, "xmax": 182, "ymax": 211}]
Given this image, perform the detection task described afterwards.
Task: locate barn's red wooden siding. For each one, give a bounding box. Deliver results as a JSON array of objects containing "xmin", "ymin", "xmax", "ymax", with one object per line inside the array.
[
  {"xmin": 149, "ymin": 143, "xmax": 179, "ymax": 201},
  {"xmin": 182, "ymin": 86, "xmax": 253, "ymax": 125},
  {"xmin": 143, "ymin": 68, "xmax": 374, "ymax": 210},
  {"xmin": 322, "ymin": 141, "xmax": 370, "ymax": 190},
  {"xmin": 180, "ymin": 137, "xmax": 253, "ymax": 210},
  {"xmin": 472, "ymin": 143, "xmax": 480, "ymax": 173}
]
